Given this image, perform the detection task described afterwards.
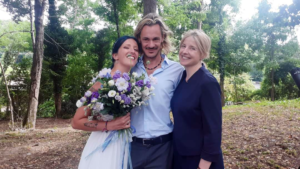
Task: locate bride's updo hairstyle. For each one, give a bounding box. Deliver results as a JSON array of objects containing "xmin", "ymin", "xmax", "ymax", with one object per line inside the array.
[{"xmin": 111, "ymin": 36, "xmax": 140, "ymax": 65}]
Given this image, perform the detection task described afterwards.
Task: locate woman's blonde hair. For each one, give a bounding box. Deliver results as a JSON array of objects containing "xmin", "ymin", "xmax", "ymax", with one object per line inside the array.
[
  {"xmin": 180, "ymin": 29, "xmax": 211, "ymax": 60},
  {"xmin": 134, "ymin": 13, "xmax": 173, "ymax": 55}
]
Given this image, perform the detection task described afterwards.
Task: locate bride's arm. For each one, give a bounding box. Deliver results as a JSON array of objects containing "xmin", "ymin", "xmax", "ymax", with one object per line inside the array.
[
  {"xmin": 71, "ymin": 107, "xmax": 131, "ymax": 131},
  {"xmin": 71, "ymin": 82, "xmax": 131, "ymax": 131}
]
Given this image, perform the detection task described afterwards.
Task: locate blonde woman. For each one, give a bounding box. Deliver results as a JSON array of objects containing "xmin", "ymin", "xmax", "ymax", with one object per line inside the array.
[{"xmin": 171, "ymin": 30, "xmax": 224, "ymax": 169}]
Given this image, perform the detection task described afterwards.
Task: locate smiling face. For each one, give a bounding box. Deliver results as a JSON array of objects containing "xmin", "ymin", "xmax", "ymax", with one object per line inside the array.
[
  {"xmin": 139, "ymin": 24, "xmax": 164, "ymax": 59},
  {"xmin": 179, "ymin": 36, "xmax": 202, "ymax": 68},
  {"xmin": 113, "ymin": 39, "xmax": 139, "ymax": 68}
]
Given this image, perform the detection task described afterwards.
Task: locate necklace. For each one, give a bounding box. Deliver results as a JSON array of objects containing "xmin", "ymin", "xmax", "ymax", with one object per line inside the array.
[{"xmin": 143, "ymin": 57, "xmax": 163, "ymax": 70}]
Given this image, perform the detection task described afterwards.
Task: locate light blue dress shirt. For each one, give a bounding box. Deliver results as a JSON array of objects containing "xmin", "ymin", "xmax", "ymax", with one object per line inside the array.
[{"xmin": 131, "ymin": 54, "xmax": 184, "ymax": 138}]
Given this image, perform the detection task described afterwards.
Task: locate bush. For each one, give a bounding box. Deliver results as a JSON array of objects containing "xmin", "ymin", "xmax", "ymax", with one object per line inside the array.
[
  {"xmin": 37, "ymin": 99, "xmax": 55, "ymax": 118},
  {"xmin": 224, "ymin": 73, "xmax": 256, "ymax": 102}
]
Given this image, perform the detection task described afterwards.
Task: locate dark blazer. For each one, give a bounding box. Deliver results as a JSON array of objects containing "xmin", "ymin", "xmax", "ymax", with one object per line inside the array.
[{"xmin": 171, "ymin": 66, "xmax": 223, "ymax": 164}]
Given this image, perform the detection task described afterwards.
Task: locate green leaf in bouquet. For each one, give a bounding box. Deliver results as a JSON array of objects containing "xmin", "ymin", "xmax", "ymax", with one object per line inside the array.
[
  {"xmin": 101, "ymin": 88, "xmax": 110, "ymax": 92},
  {"xmin": 97, "ymin": 79, "xmax": 105, "ymax": 84},
  {"xmin": 100, "ymin": 108, "xmax": 111, "ymax": 115}
]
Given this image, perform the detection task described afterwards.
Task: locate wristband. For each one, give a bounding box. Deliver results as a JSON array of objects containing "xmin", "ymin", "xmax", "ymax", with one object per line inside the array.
[{"xmin": 102, "ymin": 121, "xmax": 108, "ymax": 132}]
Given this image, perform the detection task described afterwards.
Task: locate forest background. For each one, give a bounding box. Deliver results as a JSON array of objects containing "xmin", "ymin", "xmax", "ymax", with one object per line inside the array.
[
  {"xmin": 0, "ymin": 0, "xmax": 300, "ymax": 129},
  {"xmin": 0, "ymin": 0, "xmax": 300, "ymax": 168}
]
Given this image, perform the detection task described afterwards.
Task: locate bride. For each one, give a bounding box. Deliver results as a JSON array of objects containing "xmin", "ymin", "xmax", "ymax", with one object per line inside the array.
[{"xmin": 71, "ymin": 36, "xmax": 140, "ymax": 169}]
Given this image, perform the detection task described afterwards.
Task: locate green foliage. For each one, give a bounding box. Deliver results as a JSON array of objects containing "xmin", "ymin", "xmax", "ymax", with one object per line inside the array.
[
  {"xmin": 224, "ymin": 73, "xmax": 256, "ymax": 102},
  {"xmin": 0, "ymin": 21, "xmax": 32, "ymax": 51},
  {"xmin": 57, "ymin": 0, "xmax": 96, "ymax": 29},
  {"xmin": 0, "ymin": 0, "xmax": 29, "ymax": 22},
  {"xmin": 4, "ymin": 56, "xmax": 32, "ymax": 120},
  {"xmin": 91, "ymin": 27, "xmax": 116, "ymax": 71},
  {"xmin": 93, "ymin": 0, "xmax": 139, "ymax": 37},
  {"xmin": 37, "ymin": 99, "xmax": 55, "ymax": 117},
  {"xmin": 276, "ymin": 75, "xmax": 300, "ymax": 100},
  {"xmin": 61, "ymin": 53, "xmax": 98, "ymax": 115},
  {"xmin": 223, "ymin": 98, "xmax": 300, "ymax": 109}
]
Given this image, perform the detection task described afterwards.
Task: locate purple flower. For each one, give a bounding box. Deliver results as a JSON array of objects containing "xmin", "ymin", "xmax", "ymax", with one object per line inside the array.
[
  {"xmin": 113, "ymin": 70, "xmax": 121, "ymax": 80},
  {"xmin": 104, "ymin": 73, "xmax": 111, "ymax": 79},
  {"xmin": 91, "ymin": 91, "xmax": 100, "ymax": 99},
  {"xmin": 120, "ymin": 94, "xmax": 127, "ymax": 100},
  {"xmin": 124, "ymin": 97, "xmax": 131, "ymax": 105},
  {"xmin": 145, "ymin": 81, "xmax": 151, "ymax": 88},
  {"xmin": 135, "ymin": 80, "xmax": 144, "ymax": 87},
  {"xmin": 123, "ymin": 73, "xmax": 130, "ymax": 81},
  {"xmin": 127, "ymin": 82, "xmax": 132, "ymax": 91}
]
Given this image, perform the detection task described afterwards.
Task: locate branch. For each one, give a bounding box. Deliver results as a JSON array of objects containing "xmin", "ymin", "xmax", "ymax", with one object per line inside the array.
[
  {"xmin": 44, "ymin": 32, "xmax": 71, "ymax": 54},
  {"xmin": 0, "ymin": 31, "xmax": 32, "ymax": 39}
]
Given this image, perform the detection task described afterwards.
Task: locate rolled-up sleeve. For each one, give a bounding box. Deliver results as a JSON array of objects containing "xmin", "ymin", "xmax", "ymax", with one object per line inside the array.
[{"xmin": 200, "ymin": 81, "xmax": 222, "ymax": 162}]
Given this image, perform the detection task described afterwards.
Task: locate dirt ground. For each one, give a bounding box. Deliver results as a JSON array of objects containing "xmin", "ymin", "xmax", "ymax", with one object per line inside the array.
[{"xmin": 0, "ymin": 103, "xmax": 300, "ymax": 169}]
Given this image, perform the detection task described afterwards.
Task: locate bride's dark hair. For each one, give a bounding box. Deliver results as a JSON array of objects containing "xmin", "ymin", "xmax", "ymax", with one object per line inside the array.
[{"xmin": 111, "ymin": 36, "xmax": 140, "ymax": 67}]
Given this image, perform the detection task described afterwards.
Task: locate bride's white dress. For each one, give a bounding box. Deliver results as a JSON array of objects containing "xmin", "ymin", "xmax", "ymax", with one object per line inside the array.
[{"xmin": 78, "ymin": 131, "xmax": 131, "ymax": 169}]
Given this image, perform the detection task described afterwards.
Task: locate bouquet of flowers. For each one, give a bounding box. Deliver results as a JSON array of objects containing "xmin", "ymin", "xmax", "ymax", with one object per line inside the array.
[
  {"xmin": 76, "ymin": 68, "xmax": 156, "ymax": 122},
  {"xmin": 76, "ymin": 68, "xmax": 156, "ymax": 168}
]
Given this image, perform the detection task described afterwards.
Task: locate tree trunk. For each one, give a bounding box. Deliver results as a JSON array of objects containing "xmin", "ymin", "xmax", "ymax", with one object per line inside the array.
[
  {"xmin": 270, "ymin": 34, "xmax": 275, "ymax": 101},
  {"xmin": 71, "ymin": 0, "xmax": 78, "ymax": 29},
  {"xmin": 0, "ymin": 61, "xmax": 14, "ymax": 130},
  {"xmin": 24, "ymin": 0, "xmax": 47, "ymax": 129},
  {"xmin": 197, "ymin": 0, "xmax": 203, "ymax": 30},
  {"xmin": 112, "ymin": 0, "xmax": 120, "ymax": 38},
  {"xmin": 54, "ymin": 92, "xmax": 62, "ymax": 117},
  {"xmin": 143, "ymin": 0, "xmax": 157, "ymax": 16},
  {"xmin": 28, "ymin": 0, "xmax": 35, "ymax": 48},
  {"xmin": 218, "ymin": 10, "xmax": 226, "ymax": 107},
  {"xmin": 270, "ymin": 69, "xmax": 275, "ymax": 101}
]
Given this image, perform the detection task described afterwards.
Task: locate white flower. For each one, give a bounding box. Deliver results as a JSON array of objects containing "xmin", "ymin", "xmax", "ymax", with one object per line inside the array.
[
  {"xmin": 108, "ymin": 90, "xmax": 117, "ymax": 97},
  {"xmin": 108, "ymin": 80, "xmax": 115, "ymax": 86},
  {"xmin": 80, "ymin": 97, "xmax": 86, "ymax": 102},
  {"xmin": 115, "ymin": 77, "xmax": 129, "ymax": 91},
  {"xmin": 115, "ymin": 95, "xmax": 122, "ymax": 101},
  {"xmin": 101, "ymin": 114, "xmax": 114, "ymax": 121},
  {"xmin": 85, "ymin": 91, "xmax": 92, "ymax": 97},
  {"xmin": 91, "ymin": 98, "xmax": 97, "ymax": 102},
  {"xmin": 98, "ymin": 68, "xmax": 111, "ymax": 78},
  {"xmin": 149, "ymin": 86, "xmax": 155, "ymax": 92},
  {"xmin": 94, "ymin": 102, "xmax": 104, "ymax": 112},
  {"xmin": 132, "ymin": 72, "xmax": 138, "ymax": 78},
  {"xmin": 149, "ymin": 75, "xmax": 157, "ymax": 85},
  {"xmin": 76, "ymin": 100, "xmax": 84, "ymax": 108},
  {"xmin": 142, "ymin": 87, "xmax": 150, "ymax": 97},
  {"xmin": 91, "ymin": 77, "xmax": 97, "ymax": 83}
]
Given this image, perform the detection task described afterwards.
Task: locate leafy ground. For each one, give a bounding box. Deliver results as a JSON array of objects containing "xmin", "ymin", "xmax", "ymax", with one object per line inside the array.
[{"xmin": 0, "ymin": 99, "xmax": 300, "ymax": 169}]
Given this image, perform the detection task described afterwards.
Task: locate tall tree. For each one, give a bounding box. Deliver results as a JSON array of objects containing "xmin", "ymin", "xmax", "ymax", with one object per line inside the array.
[
  {"xmin": 0, "ymin": 61, "xmax": 14, "ymax": 129},
  {"xmin": 252, "ymin": 0, "xmax": 292, "ymax": 101},
  {"xmin": 44, "ymin": 0, "xmax": 72, "ymax": 117},
  {"xmin": 207, "ymin": 0, "xmax": 240, "ymax": 106},
  {"xmin": 24, "ymin": 0, "xmax": 47, "ymax": 128},
  {"xmin": 144, "ymin": 0, "xmax": 157, "ymax": 16},
  {"xmin": 91, "ymin": 28, "xmax": 116, "ymax": 71},
  {"xmin": 93, "ymin": 0, "xmax": 139, "ymax": 39}
]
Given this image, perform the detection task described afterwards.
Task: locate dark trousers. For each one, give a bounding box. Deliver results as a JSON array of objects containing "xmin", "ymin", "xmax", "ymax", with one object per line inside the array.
[
  {"xmin": 173, "ymin": 148, "xmax": 224, "ymax": 169},
  {"xmin": 131, "ymin": 140, "xmax": 173, "ymax": 169}
]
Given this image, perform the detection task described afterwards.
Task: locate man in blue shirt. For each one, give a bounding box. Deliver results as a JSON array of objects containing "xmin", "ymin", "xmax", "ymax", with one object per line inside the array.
[{"xmin": 131, "ymin": 13, "xmax": 184, "ymax": 169}]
